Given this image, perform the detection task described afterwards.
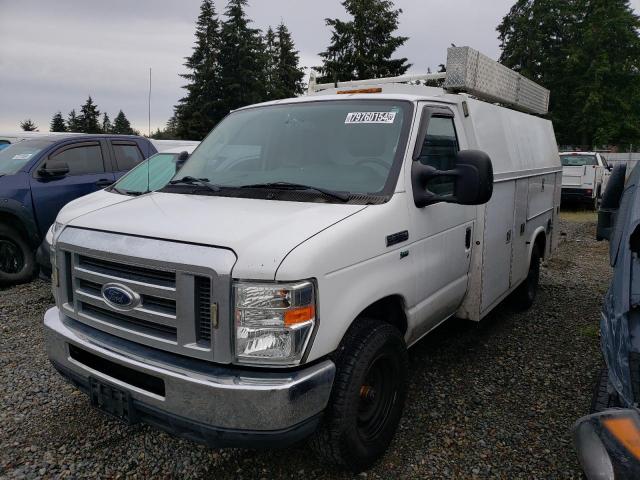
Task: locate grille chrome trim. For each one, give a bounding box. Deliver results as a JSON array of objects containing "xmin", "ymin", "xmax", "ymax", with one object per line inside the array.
[{"xmin": 54, "ymin": 227, "xmax": 237, "ymax": 363}]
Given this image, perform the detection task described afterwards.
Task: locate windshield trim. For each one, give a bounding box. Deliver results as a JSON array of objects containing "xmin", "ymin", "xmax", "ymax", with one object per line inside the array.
[{"xmin": 163, "ymin": 99, "xmax": 415, "ymax": 204}]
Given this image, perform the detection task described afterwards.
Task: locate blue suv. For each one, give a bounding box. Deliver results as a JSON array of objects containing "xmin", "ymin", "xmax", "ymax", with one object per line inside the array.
[{"xmin": 0, "ymin": 134, "xmax": 156, "ymax": 284}]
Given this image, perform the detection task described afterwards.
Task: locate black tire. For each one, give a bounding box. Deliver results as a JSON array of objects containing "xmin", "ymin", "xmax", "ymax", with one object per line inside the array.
[
  {"xmin": 512, "ymin": 245, "xmax": 541, "ymax": 310},
  {"xmin": 591, "ymin": 366, "xmax": 622, "ymax": 413},
  {"xmin": 310, "ymin": 318, "xmax": 408, "ymax": 473},
  {"xmin": 0, "ymin": 223, "xmax": 36, "ymax": 285}
]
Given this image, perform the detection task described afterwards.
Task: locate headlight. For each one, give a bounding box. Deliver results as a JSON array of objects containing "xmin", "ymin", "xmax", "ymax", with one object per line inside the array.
[
  {"xmin": 50, "ymin": 222, "xmax": 64, "ymax": 247},
  {"xmin": 234, "ymin": 280, "xmax": 316, "ymax": 365}
]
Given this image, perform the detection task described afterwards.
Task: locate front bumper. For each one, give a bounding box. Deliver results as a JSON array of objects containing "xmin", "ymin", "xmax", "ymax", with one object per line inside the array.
[{"xmin": 44, "ymin": 307, "xmax": 335, "ymax": 448}]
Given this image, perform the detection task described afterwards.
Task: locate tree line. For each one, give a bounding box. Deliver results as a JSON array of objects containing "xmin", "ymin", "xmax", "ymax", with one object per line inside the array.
[
  {"xmin": 21, "ymin": 97, "xmax": 137, "ymax": 135},
  {"xmin": 498, "ymin": 0, "xmax": 640, "ymax": 148},
  {"xmin": 23, "ymin": 0, "xmax": 640, "ymax": 149}
]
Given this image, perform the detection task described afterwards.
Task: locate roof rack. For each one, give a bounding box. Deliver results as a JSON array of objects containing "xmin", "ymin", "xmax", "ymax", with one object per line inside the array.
[{"xmin": 309, "ymin": 46, "xmax": 550, "ymax": 116}]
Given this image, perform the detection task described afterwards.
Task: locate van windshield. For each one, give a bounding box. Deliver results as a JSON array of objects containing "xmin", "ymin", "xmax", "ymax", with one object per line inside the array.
[
  {"xmin": 0, "ymin": 140, "xmax": 53, "ymax": 175},
  {"xmin": 170, "ymin": 100, "xmax": 411, "ymax": 201},
  {"xmin": 561, "ymin": 155, "xmax": 598, "ymax": 166}
]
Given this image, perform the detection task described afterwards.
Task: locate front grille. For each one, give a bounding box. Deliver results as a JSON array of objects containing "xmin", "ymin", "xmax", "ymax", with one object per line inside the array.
[
  {"xmin": 81, "ymin": 303, "xmax": 177, "ymax": 340},
  {"xmin": 78, "ymin": 255, "xmax": 176, "ymax": 287},
  {"xmin": 60, "ymin": 249, "xmax": 216, "ymax": 359},
  {"xmin": 195, "ymin": 277, "xmax": 212, "ymax": 342}
]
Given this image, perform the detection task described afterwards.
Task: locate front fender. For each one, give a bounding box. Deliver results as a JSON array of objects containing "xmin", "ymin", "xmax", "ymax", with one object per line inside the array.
[{"xmin": 0, "ymin": 198, "xmax": 39, "ymax": 247}]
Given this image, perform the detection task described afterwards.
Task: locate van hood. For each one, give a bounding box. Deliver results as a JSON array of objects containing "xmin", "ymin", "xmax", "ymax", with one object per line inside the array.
[
  {"xmin": 66, "ymin": 192, "xmax": 367, "ymax": 280},
  {"xmin": 57, "ymin": 189, "xmax": 135, "ymax": 225}
]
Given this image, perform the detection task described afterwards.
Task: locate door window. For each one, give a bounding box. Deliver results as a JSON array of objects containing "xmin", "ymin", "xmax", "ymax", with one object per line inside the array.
[
  {"xmin": 417, "ymin": 116, "xmax": 459, "ymax": 195},
  {"xmin": 112, "ymin": 142, "xmax": 144, "ymax": 171},
  {"xmin": 48, "ymin": 143, "xmax": 105, "ymax": 175}
]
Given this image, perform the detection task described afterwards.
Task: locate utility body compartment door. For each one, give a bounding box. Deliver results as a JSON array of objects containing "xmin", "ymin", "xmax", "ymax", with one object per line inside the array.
[{"xmin": 481, "ymin": 181, "xmax": 515, "ymax": 311}]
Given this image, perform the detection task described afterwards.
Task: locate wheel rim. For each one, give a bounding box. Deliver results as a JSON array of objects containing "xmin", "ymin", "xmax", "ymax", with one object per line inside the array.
[
  {"xmin": 357, "ymin": 353, "xmax": 399, "ymax": 442},
  {"xmin": 0, "ymin": 238, "xmax": 24, "ymax": 274}
]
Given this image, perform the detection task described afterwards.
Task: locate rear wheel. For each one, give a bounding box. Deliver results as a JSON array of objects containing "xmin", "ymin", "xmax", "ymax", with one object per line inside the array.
[
  {"xmin": 310, "ymin": 318, "xmax": 408, "ymax": 473},
  {"xmin": 512, "ymin": 245, "xmax": 541, "ymax": 310},
  {"xmin": 0, "ymin": 223, "xmax": 36, "ymax": 285}
]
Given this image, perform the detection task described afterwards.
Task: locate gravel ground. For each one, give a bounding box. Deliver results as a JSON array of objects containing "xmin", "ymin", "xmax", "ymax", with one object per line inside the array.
[{"xmin": 1, "ymin": 213, "xmax": 609, "ymax": 479}]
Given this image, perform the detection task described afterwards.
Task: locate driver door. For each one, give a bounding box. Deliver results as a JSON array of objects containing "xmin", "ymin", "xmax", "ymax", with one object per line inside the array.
[{"xmin": 405, "ymin": 103, "xmax": 476, "ymax": 338}]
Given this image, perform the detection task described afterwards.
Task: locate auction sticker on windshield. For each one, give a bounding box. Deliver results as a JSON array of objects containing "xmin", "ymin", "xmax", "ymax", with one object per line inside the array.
[{"xmin": 345, "ymin": 112, "xmax": 396, "ymax": 124}]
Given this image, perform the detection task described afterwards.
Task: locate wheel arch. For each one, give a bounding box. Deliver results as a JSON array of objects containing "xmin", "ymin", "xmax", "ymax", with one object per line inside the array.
[
  {"xmin": 0, "ymin": 205, "xmax": 40, "ymax": 248},
  {"xmin": 344, "ymin": 294, "xmax": 409, "ymax": 341}
]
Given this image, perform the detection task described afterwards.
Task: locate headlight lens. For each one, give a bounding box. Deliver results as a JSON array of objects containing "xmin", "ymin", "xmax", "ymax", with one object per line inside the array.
[
  {"xmin": 234, "ymin": 280, "xmax": 316, "ymax": 365},
  {"xmin": 50, "ymin": 222, "xmax": 64, "ymax": 247}
]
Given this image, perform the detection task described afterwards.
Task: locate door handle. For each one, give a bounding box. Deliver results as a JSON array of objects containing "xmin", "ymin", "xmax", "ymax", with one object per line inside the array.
[
  {"xmin": 465, "ymin": 227, "xmax": 472, "ymax": 249},
  {"xmin": 95, "ymin": 179, "xmax": 113, "ymax": 187}
]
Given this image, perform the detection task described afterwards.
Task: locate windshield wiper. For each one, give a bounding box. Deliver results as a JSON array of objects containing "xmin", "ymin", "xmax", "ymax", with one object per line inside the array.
[
  {"xmin": 169, "ymin": 176, "xmax": 221, "ymax": 193},
  {"xmin": 110, "ymin": 185, "xmax": 145, "ymax": 196},
  {"xmin": 239, "ymin": 182, "xmax": 350, "ymax": 202}
]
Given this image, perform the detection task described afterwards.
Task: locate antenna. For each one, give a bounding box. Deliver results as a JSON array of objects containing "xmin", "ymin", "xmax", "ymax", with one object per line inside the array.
[
  {"xmin": 148, "ymin": 67, "xmax": 152, "ymax": 137},
  {"xmin": 145, "ymin": 67, "xmax": 152, "ymax": 194}
]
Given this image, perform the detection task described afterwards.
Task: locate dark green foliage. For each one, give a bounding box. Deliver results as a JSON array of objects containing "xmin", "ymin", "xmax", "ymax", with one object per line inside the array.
[
  {"xmin": 175, "ymin": 0, "xmax": 225, "ymax": 140},
  {"xmin": 101, "ymin": 113, "xmax": 112, "ymax": 134},
  {"xmin": 498, "ymin": 0, "xmax": 640, "ymax": 147},
  {"xmin": 219, "ymin": 0, "xmax": 267, "ymax": 112},
  {"xmin": 50, "ymin": 112, "xmax": 66, "ymax": 132},
  {"xmin": 112, "ymin": 110, "xmax": 135, "ymax": 135},
  {"xmin": 151, "ymin": 115, "xmax": 180, "ymax": 139},
  {"xmin": 274, "ymin": 23, "xmax": 306, "ymax": 98},
  {"xmin": 78, "ymin": 96, "xmax": 101, "ymax": 133},
  {"xmin": 20, "ymin": 119, "xmax": 37, "ymax": 132},
  {"xmin": 316, "ymin": 0, "xmax": 410, "ymax": 83},
  {"xmin": 66, "ymin": 110, "xmax": 82, "ymax": 132}
]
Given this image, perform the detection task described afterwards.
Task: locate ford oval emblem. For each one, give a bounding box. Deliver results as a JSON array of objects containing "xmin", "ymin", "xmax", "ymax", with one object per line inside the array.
[{"xmin": 101, "ymin": 283, "xmax": 140, "ymax": 311}]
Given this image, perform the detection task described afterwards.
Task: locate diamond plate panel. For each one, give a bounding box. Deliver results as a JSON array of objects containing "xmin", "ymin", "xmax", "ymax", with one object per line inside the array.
[{"xmin": 444, "ymin": 46, "xmax": 550, "ymax": 115}]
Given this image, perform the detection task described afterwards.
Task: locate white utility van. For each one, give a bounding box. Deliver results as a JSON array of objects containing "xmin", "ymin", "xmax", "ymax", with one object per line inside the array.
[
  {"xmin": 44, "ymin": 47, "xmax": 561, "ymax": 472},
  {"xmin": 560, "ymin": 151, "xmax": 610, "ymax": 208}
]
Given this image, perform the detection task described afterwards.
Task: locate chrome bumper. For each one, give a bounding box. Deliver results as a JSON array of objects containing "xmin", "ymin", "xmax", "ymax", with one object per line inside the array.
[{"xmin": 44, "ymin": 307, "xmax": 335, "ymax": 445}]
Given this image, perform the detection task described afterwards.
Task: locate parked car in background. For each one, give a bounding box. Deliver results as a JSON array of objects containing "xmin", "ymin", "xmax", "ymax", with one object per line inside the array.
[
  {"xmin": 0, "ymin": 134, "xmax": 157, "ymax": 284},
  {"xmin": 561, "ymin": 151, "xmax": 611, "ymax": 209},
  {"xmin": 37, "ymin": 145, "xmax": 198, "ymax": 276},
  {"xmin": 573, "ymin": 162, "xmax": 640, "ymax": 479},
  {"xmin": 44, "ymin": 47, "xmax": 561, "ymax": 472}
]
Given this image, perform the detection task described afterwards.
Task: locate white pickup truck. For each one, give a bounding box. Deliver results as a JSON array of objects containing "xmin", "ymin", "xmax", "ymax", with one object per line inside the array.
[
  {"xmin": 560, "ymin": 151, "xmax": 610, "ymax": 209},
  {"xmin": 44, "ymin": 47, "xmax": 561, "ymax": 472}
]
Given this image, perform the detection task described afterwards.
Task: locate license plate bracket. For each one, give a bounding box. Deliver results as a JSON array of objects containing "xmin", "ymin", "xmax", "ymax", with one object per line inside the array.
[{"xmin": 89, "ymin": 377, "xmax": 138, "ymax": 424}]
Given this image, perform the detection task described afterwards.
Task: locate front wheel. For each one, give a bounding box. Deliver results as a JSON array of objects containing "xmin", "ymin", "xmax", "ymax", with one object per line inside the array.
[
  {"xmin": 0, "ymin": 223, "xmax": 36, "ymax": 285},
  {"xmin": 512, "ymin": 245, "xmax": 541, "ymax": 310},
  {"xmin": 310, "ymin": 318, "xmax": 408, "ymax": 473}
]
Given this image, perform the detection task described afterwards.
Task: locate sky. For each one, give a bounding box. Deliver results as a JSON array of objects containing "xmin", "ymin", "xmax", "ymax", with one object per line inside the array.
[{"xmin": 1, "ymin": 0, "xmax": 639, "ymax": 135}]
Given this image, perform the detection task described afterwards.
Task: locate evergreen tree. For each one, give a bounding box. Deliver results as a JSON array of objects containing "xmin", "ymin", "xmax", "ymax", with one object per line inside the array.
[
  {"xmin": 264, "ymin": 27, "xmax": 279, "ymax": 98},
  {"xmin": 112, "ymin": 110, "xmax": 135, "ymax": 135},
  {"xmin": 50, "ymin": 112, "xmax": 66, "ymax": 132},
  {"xmin": 78, "ymin": 96, "xmax": 101, "ymax": 133},
  {"xmin": 66, "ymin": 109, "xmax": 81, "ymax": 132},
  {"xmin": 497, "ymin": 0, "xmax": 640, "ymax": 147},
  {"xmin": 101, "ymin": 112, "xmax": 112, "ymax": 133},
  {"xmin": 219, "ymin": 0, "xmax": 267, "ymax": 112},
  {"xmin": 20, "ymin": 119, "xmax": 38, "ymax": 131},
  {"xmin": 316, "ymin": 0, "xmax": 410, "ymax": 83},
  {"xmin": 273, "ymin": 22, "xmax": 305, "ymax": 98},
  {"xmin": 175, "ymin": 0, "xmax": 224, "ymax": 140}
]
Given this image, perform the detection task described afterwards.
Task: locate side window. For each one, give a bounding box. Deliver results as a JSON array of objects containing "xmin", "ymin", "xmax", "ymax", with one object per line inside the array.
[
  {"xmin": 49, "ymin": 143, "xmax": 105, "ymax": 175},
  {"xmin": 112, "ymin": 142, "xmax": 144, "ymax": 171},
  {"xmin": 417, "ymin": 115, "xmax": 459, "ymax": 195}
]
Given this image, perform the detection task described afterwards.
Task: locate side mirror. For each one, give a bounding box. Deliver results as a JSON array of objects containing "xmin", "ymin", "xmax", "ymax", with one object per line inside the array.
[
  {"xmin": 38, "ymin": 161, "xmax": 70, "ymax": 177},
  {"xmin": 596, "ymin": 163, "xmax": 627, "ymax": 241},
  {"xmin": 174, "ymin": 151, "xmax": 189, "ymax": 170},
  {"xmin": 411, "ymin": 150, "xmax": 494, "ymax": 208}
]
